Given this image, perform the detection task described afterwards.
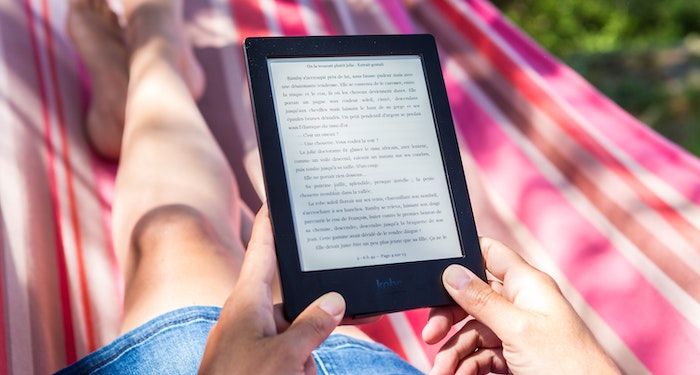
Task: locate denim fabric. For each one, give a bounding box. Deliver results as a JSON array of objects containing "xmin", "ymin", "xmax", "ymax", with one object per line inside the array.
[
  {"xmin": 57, "ymin": 306, "xmax": 424, "ymax": 374},
  {"xmin": 312, "ymin": 335, "xmax": 423, "ymax": 375}
]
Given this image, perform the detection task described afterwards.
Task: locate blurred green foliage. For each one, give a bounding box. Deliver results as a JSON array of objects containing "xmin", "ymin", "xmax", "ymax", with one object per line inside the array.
[{"xmin": 493, "ymin": 0, "xmax": 700, "ymax": 156}]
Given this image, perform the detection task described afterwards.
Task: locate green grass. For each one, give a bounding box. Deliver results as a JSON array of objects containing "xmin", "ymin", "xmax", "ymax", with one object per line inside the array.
[{"xmin": 493, "ymin": 0, "xmax": 700, "ymax": 156}]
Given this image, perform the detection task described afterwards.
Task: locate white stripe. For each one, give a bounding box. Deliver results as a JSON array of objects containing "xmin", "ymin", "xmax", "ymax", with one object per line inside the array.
[
  {"xmin": 445, "ymin": 0, "xmax": 700, "ymax": 229},
  {"xmin": 446, "ymin": 60, "xmax": 700, "ymax": 330},
  {"xmin": 297, "ymin": 0, "xmax": 327, "ymax": 35},
  {"xmin": 52, "ymin": 0, "xmax": 93, "ymax": 358},
  {"xmin": 259, "ymin": 0, "xmax": 282, "ymax": 36},
  {"xmin": 453, "ymin": 47, "xmax": 700, "ymax": 274},
  {"xmin": 387, "ymin": 313, "xmax": 431, "ymax": 372},
  {"xmin": 55, "ymin": 0, "xmax": 124, "ymax": 353},
  {"xmin": 332, "ymin": 0, "xmax": 356, "ymax": 34},
  {"xmin": 537, "ymin": 114, "xmax": 700, "ymax": 273},
  {"xmin": 464, "ymin": 150, "xmax": 651, "ymax": 374},
  {"xmin": 28, "ymin": 0, "xmax": 89, "ymax": 367},
  {"xmin": 42, "ymin": 0, "xmax": 90, "ymax": 358},
  {"xmin": 0, "ymin": 10, "xmax": 35, "ymax": 373}
]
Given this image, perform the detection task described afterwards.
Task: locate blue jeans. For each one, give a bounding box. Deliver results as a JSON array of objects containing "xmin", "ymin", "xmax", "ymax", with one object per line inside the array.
[{"xmin": 57, "ymin": 306, "xmax": 423, "ymax": 374}]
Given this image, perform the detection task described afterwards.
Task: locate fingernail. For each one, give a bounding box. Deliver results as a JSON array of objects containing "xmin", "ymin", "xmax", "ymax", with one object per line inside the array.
[
  {"xmin": 318, "ymin": 292, "xmax": 345, "ymax": 319},
  {"xmin": 443, "ymin": 264, "xmax": 474, "ymax": 290}
]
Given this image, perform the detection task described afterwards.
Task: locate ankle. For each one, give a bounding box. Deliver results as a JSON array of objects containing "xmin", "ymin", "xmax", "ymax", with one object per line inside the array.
[
  {"xmin": 124, "ymin": 0, "xmax": 179, "ymax": 21},
  {"xmin": 125, "ymin": 2, "xmax": 180, "ymax": 52}
]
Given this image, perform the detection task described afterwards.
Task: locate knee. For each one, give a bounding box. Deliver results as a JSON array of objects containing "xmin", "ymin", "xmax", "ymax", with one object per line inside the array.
[{"xmin": 131, "ymin": 204, "xmax": 214, "ymax": 255}]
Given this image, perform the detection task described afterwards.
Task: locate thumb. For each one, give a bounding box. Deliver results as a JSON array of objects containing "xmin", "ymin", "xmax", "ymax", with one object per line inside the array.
[
  {"xmin": 279, "ymin": 292, "xmax": 345, "ymax": 360},
  {"xmin": 443, "ymin": 264, "xmax": 524, "ymax": 338}
]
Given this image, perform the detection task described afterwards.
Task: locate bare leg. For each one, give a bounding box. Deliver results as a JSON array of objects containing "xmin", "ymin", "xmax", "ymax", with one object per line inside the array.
[
  {"xmin": 109, "ymin": 0, "xmax": 240, "ymax": 332},
  {"xmin": 68, "ymin": 0, "xmax": 259, "ymax": 333},
  {"xmin": 71, "ymin": 0, "xmax": 371, "ymax": 341}
]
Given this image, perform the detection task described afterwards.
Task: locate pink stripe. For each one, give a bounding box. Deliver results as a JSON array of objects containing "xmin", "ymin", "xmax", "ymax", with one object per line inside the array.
[
  {"xmin": 310, "ymin": 0, "xmax": 337, "ymax": 34},
  {"xmin": 359, "ymin": 318, "xmax": 408, "ymax": 360},
  {"xmin": 22, "ymin": 0, "xmax": 77, "ymax": 364},
  {"xmin": 376, "ymin": 0, "xmax": 415, "ymax": 34},
  {"xmin": 40, "ymin": 0, "xmax": 97, "ymax": 352},
  {"xmin": 465, "ymin": 0, "xmax": 700, "ymax": 205},
  {"xmin": 276, "ymin": 0, "xmax": 308, "ymax": 36},
  {"xmin": 403, "ymin": 309, "xmax": 439, "ymax": 362},
  {"xmin": 444, "ymin": 69, "xmax": 700, "ymax": 373},
  {"xmin": 434, "ymin": 0, "xmax": 700, "ymax": 249}
]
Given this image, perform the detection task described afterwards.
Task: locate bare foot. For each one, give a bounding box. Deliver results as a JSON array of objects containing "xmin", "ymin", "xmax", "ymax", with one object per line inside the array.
[
  {"xmin": 68, "ymin": 0, "xmax": 205, "ymax": 160},
  {"xmin": 124, "ymin": 0, "xmax": 205, "ymax": 99},
  {"xmin": 69, "ymin": 0, "xmax": 128, "ymax": 160}
]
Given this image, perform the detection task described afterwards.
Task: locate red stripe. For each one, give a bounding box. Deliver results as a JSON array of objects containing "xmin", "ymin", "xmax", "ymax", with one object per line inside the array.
[
  {"xmin": 433, "ymin": 0, "xmax": 700, "ymax": 250},
  {"xmin": 403, "ymin": 309, "xmax": 438, "ymax": 362},
  {"xmin": 444, "ymin": 67, "xmax": 700, "ymax": 373},
  {"xmin": 465, "ymin": 0, "xmax": 700, "ymax": 197},
  {"xmin": 275, "ymin": 0, "xmax": 307, "ymax": 36},
  {"xmin": 22, "ymin": 0, "xmax": 77, "ymax": 364},
  {"xmin": 407, "ymin": 1, "xmax": 700, "ymax": 302},
  {"xmin": 40, "ymin": 0, "xmax": 96, "ymax": 353},
  {"xmin": 311, "ymin": 0, "xmax": 337, "ymax": 34},
  {"xmin": 229, "ymin": 0, "xmax": 270, "ymax": 40},
  {"xmin": 359, "ymin": 317, "xmax": 408, "ymax": 360}
]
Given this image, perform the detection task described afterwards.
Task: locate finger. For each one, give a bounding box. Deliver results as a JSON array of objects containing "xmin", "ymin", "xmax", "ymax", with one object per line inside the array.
[
  {"xmin": 279, "ymin": 292, "xmax": 345, "ymax": 360},
  {"xmin": 454, "ymin": 348, "xmax": 508, "ymax": 375},
  {"xmin": 226, "ymin": 205, "xmax": 278, "ymax": 336},
  {"xmin": 430, "ymin": 320, "xmax": 501, "ymax": 375},
  {"xmin": 422, "ymin": 305, "xmax": 468, "ymax": 344},
  {"xmin": 273, "ymin": 303, "xmax": 291, "ymax": 333},
  {"xmin": 480, "ymin": 237, "xmax": 560, "ymax": 303},
  {"xmin": 237, "ymin": 205, "xmax": 277, "ymax": 299},
  {"xmin": 488, "ymin": 280, "xmax": 504, "ymax": 295},
  {"xmin": 443, "ymin": 264, "xmax": 524, "ymax": 338},
  {"xmin": 479, "ymin": 237, "xmax": 533, "ymax": 282}
]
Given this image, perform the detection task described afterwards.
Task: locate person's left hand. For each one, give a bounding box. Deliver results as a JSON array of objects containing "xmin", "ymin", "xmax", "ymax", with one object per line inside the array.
[{"xmin": 199, "ymin": 206, "xmax": 346, "ymax": 374}]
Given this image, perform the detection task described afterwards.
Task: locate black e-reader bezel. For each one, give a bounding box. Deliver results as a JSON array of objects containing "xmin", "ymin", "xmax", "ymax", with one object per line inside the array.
[{"xmin": 244, "ymin": 34, "xmax": 485, "ymax": 320}]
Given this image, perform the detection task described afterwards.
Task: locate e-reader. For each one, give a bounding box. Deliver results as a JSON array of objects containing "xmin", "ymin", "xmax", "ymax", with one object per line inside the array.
[{"xmin": 244, "ymin": 34, "xmax": 485, "ymax": 320}]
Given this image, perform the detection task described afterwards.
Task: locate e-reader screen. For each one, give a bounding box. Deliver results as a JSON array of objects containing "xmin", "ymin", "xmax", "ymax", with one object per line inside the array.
[{"xmin": 267, "ymin": 55, "xmax": 462, "ymax": 272}]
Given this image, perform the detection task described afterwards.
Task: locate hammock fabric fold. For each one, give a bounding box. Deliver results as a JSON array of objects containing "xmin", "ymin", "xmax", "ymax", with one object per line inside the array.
[{"xmin": 1, "ymin": 0, "xmax": 699, "ymax": 373}]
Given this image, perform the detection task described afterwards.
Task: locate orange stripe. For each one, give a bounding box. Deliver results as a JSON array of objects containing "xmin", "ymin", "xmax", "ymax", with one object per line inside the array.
[
  {"xmin": 23, "ymin": 0, "xmax": 77, "ymax": 364},
  {"xmin": 40, "ymin": 0, "xmax": 96, "ymax": 353},
  {"xmin": 432, "ymin": 0, "xmax": 700, "ymax": 250}
]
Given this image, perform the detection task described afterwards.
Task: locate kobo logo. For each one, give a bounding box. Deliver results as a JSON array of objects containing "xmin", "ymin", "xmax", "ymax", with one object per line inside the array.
[{"xmin": 376, "ymin": 278, "xmax": 402, "ymax": 290}]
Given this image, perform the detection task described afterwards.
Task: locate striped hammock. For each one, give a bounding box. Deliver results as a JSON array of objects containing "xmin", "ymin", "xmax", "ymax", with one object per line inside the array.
[{"xmin": 1, "ymin": 0, "xmax": 699, "ymax": 373}]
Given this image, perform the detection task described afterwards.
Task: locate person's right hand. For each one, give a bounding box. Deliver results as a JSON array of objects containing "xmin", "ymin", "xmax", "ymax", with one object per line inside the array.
[
  {"xmin": 422, "ymin": 238, "xmax": 620, "ymax": 375},
  {"xmin": 199, "ymin": 206, "xmax": 345, "ymax": 375}
]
